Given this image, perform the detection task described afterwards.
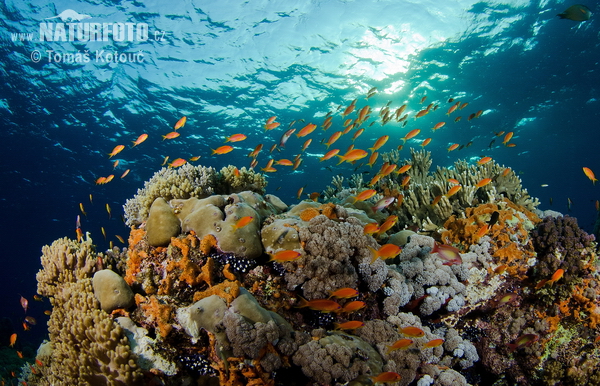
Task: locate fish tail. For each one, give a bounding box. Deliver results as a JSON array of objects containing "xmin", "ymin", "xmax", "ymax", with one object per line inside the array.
[
  {"xmin": 368, "ymin": 246, "xmax": 379, "ymax": 264},
  {"xmin": 296, "ymin": 296, "xmax": 309, "ymax": 308},
  {"xmin": 336, "ymin": 155, "xmax": 345, "ymax": 165}
]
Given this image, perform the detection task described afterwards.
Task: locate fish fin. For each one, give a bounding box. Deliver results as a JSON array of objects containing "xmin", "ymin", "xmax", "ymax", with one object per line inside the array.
[{"xmin": 368, "ymin": 246, "xmax": 379, "ymax": 264}]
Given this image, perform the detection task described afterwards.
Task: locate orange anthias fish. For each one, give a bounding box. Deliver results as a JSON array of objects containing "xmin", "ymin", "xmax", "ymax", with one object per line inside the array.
[
  {"xmin": 475, "ymin": 224, "xmax": 489, "ymax": 240},
  {"xmin": 386, "ymin": 338, "xmax": 413, "ymax": 353},
  {"xmin": 445, "ymin": 185, "xmax": 462, "ymax": 198},
  {"xmin": 9, "ymin": 333, "xmax": 16, "ymax": 347},
  {"xmin": 108, "ymin": 144, "xmax": 125, "ymax": 158},
  {"xmin": 421, "ymin": 137, "xmax": 432, "ymax": 147},
  {"xmin": 369, "ymin": 244, "xmax": 402, "ymax": 263},
  {"xmin": 502, "ymin": 131, "xmax": 514, "ymax": 145},
  {"xmin": 162, "ymin": 131, "xmax": 180, "ymax": 140},
  {"xmin": 296, "ymin": 297, "xmax": 341, "ymax": 313},
  {"xmin": 329, "ymin": 288, "xmax": 359, "ymax": 299},
  {"xmin": 507, "ymin": 334, "xmax": 539, "ymax": 352},
  {"xmin": 353, "ymin": 189, "xmax": 377, "ymax": 203},
  {"xmin": 341, "ymin": 300, "xmax": 366, "ymax": 313},
  {"xmin": 169, "ymin": 158, "xmax": 187, "ymax": 168},
  {"xmin": 264, "ymin": 121, "xmax": 280, "ymax": 131},
  {"xmin": 225, "ymin": 133, "xmax": 247, "ymax": 143},
  {"xmin": 431, "ymin": 121, "xmax": 446, "ymax": 131},
  {"xmin": 363, "ymin": 222, "xmax": 380, "ymax": 235},
  {"xmin": 231, "ymin": 216, "xmax": 254, "ymax": 231},
  {"xmin": 174, "ymin": 116, "xmax": 187, "ymax": 130},
  {"xmin": 432, "ymin": 243, "xmax": 462, "ymax": 266},
  {"xmin": 370, "ymin": 135, "xmax": 389, "ymax": 152},
  {"xmin": 212, "ymin": 145, "xmax": 234, "ymax": 155},
  {"xmin": 424, "ymin": 338, "xmax": 444, "ymax": 348},
  {"xmin": 548, "ymin": 268, "xmax": 565, "ymax": 285},
  {"xmin": 447, "ymin": 143, "xmax": 459, "ymax": 152},
  {"xmin": 400, "ymin": 326, "xmax": 425, "ymax": 337},
  {"xmin": 396, "ymin": 164, "xmax": 412, "ymax": 174},
  {"xmin": 132, "ymin": 133, "xmax": 148, "ymax": 147},
  {"xmin": 477, "ymin": 156, "xmax": 492, "ymax": 165},
  {"xmin": 269, "ymin": 250, "xmax": 301, "ymax": 262},
  {"xmin": 334, "ymin": 321, "xmax": 365, "ymax": 330},
  {"xmin": 377, "ymin": 215, "xmax": 398, "ymax": 236},
  {"xmin": 583, "ymin": 167, "xmax": 597, "ymax": 185},
  {"xmin": 325, "ymin": 131, "xmax": 343, "ymax": 148},
  {"xmin": 402, "ymin": 129, "xmax": 420, "ymax": 143},
  {"xmin": 320, "ymin": 149, "xmax": 340, "ymax": 161},
  {"xmin": 296, "ymin": 123, "xmax": 317, "ymax": 138},
  {"xmin": 371, "ymin": 371, "xmax": 401, "ymax": 384},
  {"xmin": 336, "ymin": 149, "xmax": 368, "ymax": 165},
  {"xmin": 475, "ymin": 178, "xmax": 492, "ymax": 188},
  {"xmin": 120, "ymin": 169, "xmax": 130, "ymax": 179}
]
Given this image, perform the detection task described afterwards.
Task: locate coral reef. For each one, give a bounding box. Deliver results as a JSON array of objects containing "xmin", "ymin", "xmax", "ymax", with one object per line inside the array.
[
  {"xmin": 31, "ymin": 163, "xmax": 600, "ymax": 386},
  {"xmin": 33, "ymin": 237, "xmax": 142, "ymax": 385}
]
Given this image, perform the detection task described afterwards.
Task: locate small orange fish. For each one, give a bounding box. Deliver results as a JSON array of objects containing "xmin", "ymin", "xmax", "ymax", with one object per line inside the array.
[
  {"xmin": 112, "ymin": 159, "xmax": 120, "ymax": 169},
  {"xmin": 104, "ymin": 174, "xmax": 115, "ymax": 183},
  {"xmin": 424, "ymin": 338, "xmax": 444, "ymax": 348},
  {"xmin": 507, "ymin": 334, "xmax": 539, "ymax": 352},
  {"xmin": 583, "ymin": 167, "xmax": 597, "ymax": 184},
  {"xmin": 296, "ymin": 297, "xmax": 341, "ymax": 313},
  {"xmin": 108, "ymin": 144, "xmax": 125, "ymax": 158},
  {"xmin": 231, "ymin": 216, "xmax": 254, "ymax": 231},
  {"xmin": 370, "ymin": 135, "xmax": 389, "ymax": 152},
  {"xmin": 400, "ymin": 175, "xmax": 411, "ymax": 188},
  {"xmin": 16, "ymin": 351, "xmax": 23, "ymax": 359},
  {"xmin": 9, "ymin": 333, "xmax": 16, "ymax": 347},
  {"xmin": 115, "ymin": 235, "xmax": 125, "ymax": 244},
  {"xmin": 212, "ymin": 145, "xmax": 234, "ymax": 155},
  {"xmin": 494, "ymin": 264, "xmax": 508, "ymax": 274},
  {"xmin": 431, "ymin": 195, "xmax": 442, "ymax": 206},
  {"xmin": 371, "ymin": 372, "xmax": 402, "ymax": 384},
  {"xmin": 421, "ymin": 137, "xmax": 432, "ymax": 147},
  {"xmin": 174, "ymin": 116, "xmax": 187, "ymax": 130},
  {"xmin": 548, "ymin": 268, "xmax": 564, "ymax": 285},
  {"xmin": 334, "ymin": 320, "xmax": 365, "ymax": 330},
  {"xmin": 120, "ymin": 169, "xmax": 130, "ymax": 179},
  {"xmin": 169, "ymin": 158, "xmax": 187, "ymax": 168},
  {"xmin": 363, "ymin": 223, "xmax": 380, "ymax": 235},
  {"xmin": 495, "ymin": 293, "xmax": 518, "ymax": 307},
  {"xmin": 264, "ymin": 121, "xmax": 280, "ymax": 131},
  {"xmin": 336, "ymin": 149, "xmax": 368, "ymax": 165},
  {"xmin": 329, "ymin": 288, "xmax": 359, "ymax": 299},
  {"xmin": 386, "ymin": 338, "xmax": 413, "ymax": 353},
  {"xmin": 302, "ymin": 138, "xmax": 312, "ymax": 152},
  {"xmin": 431, "ymin": 121, "xmax": 445, "ymax": 131},
  {"xmin": 132, "ymin": 133, "xmax": 148, "ymax": 147},
  {"xmin": 369, "ymin": 244, "xmax": 402, "ymax": 263},
  {"xmin": 225, "ymin": 133, "xmax": 247, "ymax": 143},
  {"xmin": 475, "ymin": 178, "xmax": 492, "ymax": 188},
  {"xmin": 502, "ymin": 131, "xmax": 514, "ymax": 145},
  {"xmin": 447, "ymin": 178, "xmax": 460, "ymax": 185},
  {"xmin": 162, "ymin": 156, "xmax": 169, "ymax": 166},
  {"xmin": 377, "ymin": 215, "xmax": 398, "ymax": 236},
  {"xmin": 275, "ymin": 159, "xmax": 293, "ymax": 166},
  {"xmin": 22, "ymin": 322, "xmax": 30, "ymax": 331},
  {"xmin": 447, "ymin": 143, "xmax": 459, "ymax": 152},
  {"xmin": 79, "ymin": 202, "xmax": 86, "ymax": 216},
  {"xmin": 353, "ymin": 189, "xmax": 377, "ymax": 203},
  {"xmin": 399, "ymin": 326, "xmax": 425, "ymax": 337},
  {"xmin": 44, "ymin": 310, "xmax": 51, "ymax": 316},
  {"xmin": 320, "ymin": 149, "xmax": 340, "ymax": 161},
  {"xmin": 352, "ymin": 128, "xmax": 365, "ymax": 141},
  {"xmin": 35, "ymin": 359, "xmax": 43, "ymax": 367},
  {"xmin": 415, "ymin": 109, "xmax": 429, "ymax": 119},
  {"xmin": 477, "ymin": 156, "xmax": 492, "ymax": 165},
  {"xmin": 475, "ymin": 224, "xmax": 489, "ymax": 239},
  {"xmin": 446, "ymin": 103, "xmax": 459, "ymax": 116},
  {"xmin": 269, "ymin": 250, "xmax": 301, "ymax": 262},
  {"xmin": 296, "ymin": 123, "xmax": 317, "ymax": 138},
  {"xmin": 162, "ymin": 131, "xmax": 180, "ymax": 141},
  {"xmin": 402, "ymin": 129, "xmax": 420, "ymax": 143},
  {"xmin": 396, "ymin": 164, "xmax": 412, "ymax": 174},
  {"xmin": 445, "ymin": 185, "xmax": 462, "ymax": 197},
  {"xmin": 341, "ymin": 300, "xmax": 366, "ymax": 313},
  {"xmin": 502, "ymin": 168, "xmax": 511, "ymax": 177}
]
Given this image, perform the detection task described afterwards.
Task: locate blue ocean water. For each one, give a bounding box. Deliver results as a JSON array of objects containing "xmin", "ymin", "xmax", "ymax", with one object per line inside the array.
[{"xmin": 0, "ymin": 0, "xmax": 598, "ymax": 368}]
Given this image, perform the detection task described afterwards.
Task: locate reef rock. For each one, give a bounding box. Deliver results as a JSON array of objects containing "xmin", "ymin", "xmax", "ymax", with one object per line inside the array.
[
  {"xmin": 146, "ymin": 197, "xmax": 180, "ymax": 247},
  {"xmin": 92, "ymin": 269, "xmax": 134, "ymax": 313}
]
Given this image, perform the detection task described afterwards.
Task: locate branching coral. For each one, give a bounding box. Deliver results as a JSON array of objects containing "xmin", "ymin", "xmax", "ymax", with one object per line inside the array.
[
  {"xmin": 37, "ymin": 236, "xmax": 100, "ymax": 297},
  {"xmin": 216, "ymin": 165, "xmax": 267, "ymax": 195}
]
